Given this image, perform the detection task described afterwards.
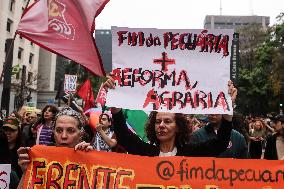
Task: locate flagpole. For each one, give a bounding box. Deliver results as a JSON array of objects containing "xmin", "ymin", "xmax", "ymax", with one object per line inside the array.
[
  {"xmin": 0, "ymin": 0, "xmax": 32, "ymax": 83},
  {"xmin": 0, "ymin": 34, "xmax": 17, "ymax": 83},
  {"xmin": 68, "ymin": 93, "xmax": 72, "ymax": 107}
]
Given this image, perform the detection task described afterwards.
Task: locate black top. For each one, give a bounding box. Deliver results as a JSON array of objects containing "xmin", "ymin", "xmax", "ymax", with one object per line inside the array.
[
  {"xmin": 10, "ymin": 146, "xmax": 22, "ymax": 178},
  {"xmin": 113, "ymin": 110, "xmax": 232, "ymax": 157},
  {"xmin": 190, "ymin": 124, "xmax": 249, "ymax": 158},
  {"xmin": 264, "ymin": 133, "xmax": 281, "ymax": 160},
  {"xmin": 10, "ymin": 171, "xmax": 19, "ymax": 189}
]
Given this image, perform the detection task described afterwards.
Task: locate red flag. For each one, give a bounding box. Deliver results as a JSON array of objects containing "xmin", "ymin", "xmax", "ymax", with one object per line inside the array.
[
  {"xmin": 95, "ymin": 83, "xmax": 107, "ymax": 106},
  {"xmin": 16, "ymin": 0, "xmax": 110, "ymax": 76},
  {"xmin": 77, "ymin": 79, "xmax": 95, "ymax": 111}
]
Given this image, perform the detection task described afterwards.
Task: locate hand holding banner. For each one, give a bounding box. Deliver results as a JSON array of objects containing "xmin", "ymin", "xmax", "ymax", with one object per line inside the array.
[{"xmin": 22, "ymin": 146, "xmax": 284, "ymax": 189}]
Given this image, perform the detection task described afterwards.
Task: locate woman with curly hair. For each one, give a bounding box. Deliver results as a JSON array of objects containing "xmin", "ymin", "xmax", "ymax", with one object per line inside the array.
[{"xmin": 103, "ymin": 77, "xmax": 235, "ymax": 157}]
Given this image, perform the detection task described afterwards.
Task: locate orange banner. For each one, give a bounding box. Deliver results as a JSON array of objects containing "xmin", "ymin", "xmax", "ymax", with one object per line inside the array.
[{"xmin": 23, "ymin": 145, "xmax": 284, "ymax": 189}]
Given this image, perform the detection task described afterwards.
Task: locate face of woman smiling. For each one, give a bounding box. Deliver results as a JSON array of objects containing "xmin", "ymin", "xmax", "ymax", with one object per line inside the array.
[
  {"xmin": 155, "ymin": 112, "xmax": 178, "ymax": 144},
  {"xmin": 54, "ymin": 115, "xmax": 81, "ymax": 148}
]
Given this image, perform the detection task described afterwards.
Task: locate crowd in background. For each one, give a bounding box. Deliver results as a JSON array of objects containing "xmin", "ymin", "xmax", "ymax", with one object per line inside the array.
[{"xmin": 0, "ymin": 101, "xmax": 283, "ymax": 188}]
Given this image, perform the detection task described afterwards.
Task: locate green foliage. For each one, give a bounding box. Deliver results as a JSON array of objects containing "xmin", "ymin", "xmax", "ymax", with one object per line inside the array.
[
  {"xmin": 64, "ymin": 60, "xmax": 107, "ymax": 100},
  {"xmin": 236, "ymin": 13, "xmax": 284, "ymax": 115}
]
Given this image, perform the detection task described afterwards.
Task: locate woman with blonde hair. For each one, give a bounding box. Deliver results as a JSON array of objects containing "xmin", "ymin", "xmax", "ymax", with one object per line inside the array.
[{"xmin": 249, "ymin": 120, "xmax": 266, "ymax": 159}]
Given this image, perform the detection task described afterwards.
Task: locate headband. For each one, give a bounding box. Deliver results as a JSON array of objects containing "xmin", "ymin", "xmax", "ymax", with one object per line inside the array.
[{"xmin": 55, "ymin": 107, "xmax": 85, "ymax": 129}]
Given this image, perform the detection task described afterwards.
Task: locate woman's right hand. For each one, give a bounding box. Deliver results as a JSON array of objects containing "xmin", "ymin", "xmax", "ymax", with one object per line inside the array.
[
  {"xmin": 102, "ymin": 76, "xmax": 121, "ymax": 114},
  {"xmin": 17, "ymin": 147, "xmax": 31, "ymax": 172},
  {"xmin": 95, "ymin": 123, "xmax": 103, "ymax": 132}
]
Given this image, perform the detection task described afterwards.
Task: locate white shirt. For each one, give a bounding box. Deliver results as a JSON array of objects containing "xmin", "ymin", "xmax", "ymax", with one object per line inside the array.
[{"xmin": 159, "ymin": 147, "xmax": 177, "ymax": 157}]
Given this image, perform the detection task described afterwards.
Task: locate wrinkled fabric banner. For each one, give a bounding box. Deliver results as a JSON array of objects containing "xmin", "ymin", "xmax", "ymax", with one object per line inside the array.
[
  {"xmin": 17, "ymin": 0, "xmax": 110, "ymax": 76},
  {"xmin": 23, "ymin": 145, "xmax": 284, "ymax": 189}
]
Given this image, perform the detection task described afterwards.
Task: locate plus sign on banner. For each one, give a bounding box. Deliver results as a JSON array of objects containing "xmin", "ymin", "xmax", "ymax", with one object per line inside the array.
[{"xmin": 107, "ymin": 27, "xmax": 234, "ymax": 114}]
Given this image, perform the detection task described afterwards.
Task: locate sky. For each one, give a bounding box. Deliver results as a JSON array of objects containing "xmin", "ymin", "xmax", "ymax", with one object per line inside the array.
[{"xmin": 96, "ymin": 0, "xmax": 284, "ymax": 29}]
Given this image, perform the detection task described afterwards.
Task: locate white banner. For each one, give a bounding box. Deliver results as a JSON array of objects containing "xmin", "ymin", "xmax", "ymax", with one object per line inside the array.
[
  {"xmin": 107, "ymin": 27, "xmax": 234, "ymax": 114},
  {"xmin": 0, "ymin": 164, "xmax": 11, "ymax": 189}
]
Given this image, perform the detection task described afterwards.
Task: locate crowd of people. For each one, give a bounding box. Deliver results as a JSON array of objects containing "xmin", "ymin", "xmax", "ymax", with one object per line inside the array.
[{"xmin": 0, "ymin": 78, "xmax": 283, "ymax": 189}]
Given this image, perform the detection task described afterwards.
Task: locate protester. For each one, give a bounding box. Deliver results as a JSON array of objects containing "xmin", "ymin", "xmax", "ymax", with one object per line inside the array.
[
  {"xmin": 232, "ymin": 113, "xmax": 250, "ymax": 143},
  {"xmin": 264, "ymin": 115, "xmax": 284, "ymax": 160},
  {"xmin": 20, "ymin": 112, "xmax": 31, "ymax": 131},
  {"xmin": 17, "ymin": 107, "xmax": 93, "ymax": 189},
  {"xmin": 22, "ymin": 112, "xmax": 38, "ymax": 147},
  {"xmin": 34, "ymin": 105, "xmax": 58, "ymax": 145},
  {"xmin": 77, "ymin": 106, "xmax": 94, "ymax": 143},
  {"xmin": 102, "ymin": 77, "xmax": 235, "ymax": 157},
  {"xmin": 190, "ymin": 114, "xmax": 249, "ymax": 159},
  {"xmin": 0, "ymin": 129, "xmax": 19, "ymax": 189},
  {"xmin": 9, "ymin": 110, "xmax": 22, "ymax": 120},
  {"xmin": 92, "ymin": 112, "xmax": 117, "ymax": 151},
  {"xmin": 17, "ymin": 106, "xmax": 28, "ymax": 126},
  {"xmin": 186, "ymin": 115, "xmax": 201, "ymax": 132},
  {"xmin": 248, "ymin": 120, "xmax": 266, "ymax": 159},
  {"xmin": 2, "ymin": 117, "xmax": 24, "ymax": 178}
]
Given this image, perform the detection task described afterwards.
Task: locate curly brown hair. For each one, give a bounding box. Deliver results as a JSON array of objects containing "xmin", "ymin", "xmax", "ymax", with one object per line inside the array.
[{"xmin": 145, "ymin": 111, "xmax": 191, "ymax": 147}]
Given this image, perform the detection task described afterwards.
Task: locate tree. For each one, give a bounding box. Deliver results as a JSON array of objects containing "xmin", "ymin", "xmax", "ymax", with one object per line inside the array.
[
  {"xmin": 267, "ymin": 13, "xmax": 284, "ymax": 111},
  {"xmin": 64, "ymin": 60, "xmax": 106, "ymax": 101},
  {"xmin": 236, "ymin": 13, "xmax": 284, "ymax": 115},
  {"xmin": 236, "ymin": 24, "xmax": 270, "ymax": 115}
]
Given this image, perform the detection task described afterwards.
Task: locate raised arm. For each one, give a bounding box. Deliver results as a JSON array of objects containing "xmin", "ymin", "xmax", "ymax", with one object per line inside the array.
[
  {"xmin": 95, "ymin": 123, "xmax": 117, "ymax": 148},
  {"xmin": 103, "ymin": 76, "xmax": 158, "ymax": 156}
]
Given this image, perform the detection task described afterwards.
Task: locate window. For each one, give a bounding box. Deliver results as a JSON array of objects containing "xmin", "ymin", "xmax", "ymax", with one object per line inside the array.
[
  {"xmin": 18, "ymin": 48, "xmax": 23, "ymax": 59},
  {"xmin": 29, "ymin": 53, "xmax": 34, "ymax": 64},
  {"xmin": 4, "ymin": 41, "xmax": 8, "ymax": 53},
  {"xmin": 9, "ymin": 0, "xmax": 15, "ymax": 12},
  {"xmin": 6, "ymin": 19, "xmax": 13, "ymax": 32},
  {"xmin": 28, "ymin": 72, "xmax": 33, "ymax": 83}
]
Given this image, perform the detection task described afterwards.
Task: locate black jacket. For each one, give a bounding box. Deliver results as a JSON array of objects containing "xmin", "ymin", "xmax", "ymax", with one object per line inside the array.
[
  {"xmin": 190, "ymin": 124, "xmax": 249, "ymax": 158},
  {"xmin": 113, "ymin": 110, "xmax": 232, "ymax": 157},
  {"xmin": 264, "ymin": 133, "xmax": 281, "ymax": 160}
]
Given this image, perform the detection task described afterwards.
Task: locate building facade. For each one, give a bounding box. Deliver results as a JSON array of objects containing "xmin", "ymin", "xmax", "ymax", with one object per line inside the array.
[
  {"xmin": 95, "ymin": 29, "xmax": 112, "ymax": 73},
  {"xmin": 204, "ymin": 15, "xmax": 270, "ymax": 30},
  {"xmin": 0, "ymin": 1, "xmax": 115, "ymax": 113},
  {"xmin": 0, "ymin": 0, "xmax": 57, "ymax": 113}
]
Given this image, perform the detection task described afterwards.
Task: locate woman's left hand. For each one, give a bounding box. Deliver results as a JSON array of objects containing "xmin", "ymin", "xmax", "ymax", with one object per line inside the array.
[
  {"xmin": 228, "ymin": 80, "xmax": 237, "ymax": 104},
  {"xmin": 74, "ymin": 141, "xmax": 93, "ymax": 152},
  {"xmin": 223, "ymin": 80, "xmax": 237, "ymax": 122}
]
